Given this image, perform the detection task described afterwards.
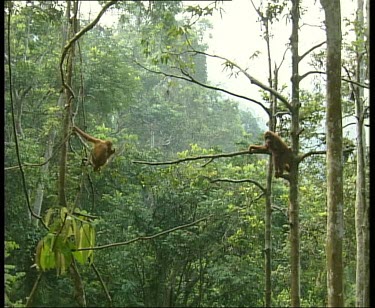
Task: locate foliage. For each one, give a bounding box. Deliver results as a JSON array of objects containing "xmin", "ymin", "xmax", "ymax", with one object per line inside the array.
[
  {"xmin": 5, "ymin": 241, "xmax": 26, "ymax": 307},
  {"xmin": 35, "ymin": 207, "xmax": 98, "ymax": 275},
  {"xmin": 4, "ymin": 0, "xmax": 365, "ymax": 307}
]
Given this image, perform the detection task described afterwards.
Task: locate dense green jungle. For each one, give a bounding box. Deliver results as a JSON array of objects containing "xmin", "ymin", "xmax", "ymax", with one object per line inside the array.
[{"xmin": 4, "ymin": 1, "xmax": 369, "ymax": 307}]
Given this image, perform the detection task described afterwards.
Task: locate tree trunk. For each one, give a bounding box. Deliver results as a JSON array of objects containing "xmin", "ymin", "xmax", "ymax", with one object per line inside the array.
[
  {"xmin": 15, "ymin": 92, "xmax": 24, "ymax": 138},
  {"xmin": 58, "ymin": 0, "xmax": 76, "ymax": 208},
  {"xmin": 59, "ymin": 1, "xmax": 87, "ymax": 306},
  {"xmin": 263, "ymin": 14, "xmax": 274, "ymax": 308},
  {"xmin": 70, "ymin": 262, "xmax": 87, "ymax": 307},
  {"xmin": 13, "ymin": 87, "xmax": 31, "ymax": 138},
  {"xmin": 32, "ymin": 128, "xmax": 57, "ymax": 226},
  {"xmin": 289, "ymin": 0, "xmax": 301, "ymax": 306},
  {"xmin": 365, "ymin": 0, "xmax": 369, "ymax": 80},
  {"xmin": 354, "ymin": 0, "xmax": 369, "ymax": 306},
  {"xmin": 320, "ymin": 0, "xmax": 344, "ymax": 306}
]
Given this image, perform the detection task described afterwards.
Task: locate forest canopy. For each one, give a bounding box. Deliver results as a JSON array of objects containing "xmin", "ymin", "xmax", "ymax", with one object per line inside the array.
[{"xmin": 4, "ymin": 1, "xmax": 369, "ymax": 307}]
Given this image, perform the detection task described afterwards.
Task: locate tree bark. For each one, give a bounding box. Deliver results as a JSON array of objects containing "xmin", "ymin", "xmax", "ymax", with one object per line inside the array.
[
  {"xmin": 289, "ymin": 0, "xmax": 301, "ymax": 306},
  {"xmin": 58, "ymin": 0, "xmax": 76, "ymax": 208},
  {"xmin": 320, "ymin": 0, "xmax": 344, "ymax": 306},
  {"xmin": 261, "ymin": 11, "xmax": 274, "ymax": 308},
  {"xmin": 354, "ymin": 0, "xmax": 369, "ymax": 306}
]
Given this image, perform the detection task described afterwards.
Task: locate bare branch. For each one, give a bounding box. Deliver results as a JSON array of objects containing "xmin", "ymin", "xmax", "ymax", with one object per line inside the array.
[
  {"xmin": 25, "ymin": 272, "xmax": 43, "ymax": 307},
  {"xmin": 300, "ymin": 70, "xmax": 369, "ymax": 88},
  {"xmin": 74, "ymin": 216, "xmax": 212, "ymax": 251},
  {"xmin": 343, "ymin": 122, "xmax": 356, "ymax": 129},
  {"xmin": 91, "ymin": 263, "xmax": 112, "ymax": 306},
  {"xmin": 299, "ymin": 41, "xmax": 326, "ymax": 63},
  {"xmin": 342, "ymin": 77, "xmax": 369, "ymax": 88},
  {"xmin": 275, "ymin": 47, "xmax": 290, "ymax": 73},
  {"xmin": 299, "ymin": 146, "xmax": 354, "ymax": 162},
  {"xmin": 210, "ymin": 178, "xmax": 266, "ymax": 192},
  {"xmin": 201, "ymin": 158, "xmax": 214, "ymax": 167},
  {"xmin": 299, "ymin": 70, "xmax": 325, "ymax": 81},
  {"xmin": 60, "ymin": 1, "xmax": 117, "ymax": 95},
  {"xmin": 253, "ymin": 192, "xmax": 266, "ymax": 203},
  {"xmin": 187, "ymin": 50, "xmax": 292, "ymax": 110},
  {"xmin": 5, "ymin": 131, "xmax": 73, "ymax": 171},
  {"xmin": 298, "ymin": 150, "xmax": 326, "ymax": 162},
  {"xmin": 135, "ymin": 61, "xmax": 270, "ymax": 116},
  {"xmin": 271, "ymin": 205, "xmax": 288, "ymax": 217},
  {"xmin": 249, "ymin": 147, "xmax": 270, "ymax": 155},
  {"xmin": 132, "ymin": 150, "xmax": 251, "ymax": 166}
]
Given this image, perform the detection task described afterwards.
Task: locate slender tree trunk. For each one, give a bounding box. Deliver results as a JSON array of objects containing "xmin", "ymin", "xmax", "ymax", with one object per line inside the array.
[
  {"xmin": 289, "ymin": 0, "xmax": 301, "ymax": 306},
  {"xmin": 248, "ymin": 5, "xmax": 274, "ymax": 305},
  {"xmin": 59, "ymin": 1, "xmax": 87, "ymax": 306},
  {"xmin": 354, "ymin": 0, "xmax": 369, "ymax": 306},
  {"xmin": 58, "ymin": 0, "xmax": 75, "ymax": 208},
  {"xmin": 32, "ymin": 129, "xmax": 57, "ymax": 226},
  {"xmin": 264, "ymin": 158, "xmax": 272, "ymax": 307},
  {"xmin": 320, "ymin": 0, "xmax": 344, "ymax": 306},
  {"xmin": 366, "ymin": 0, "xmax": 369, "ymax": 81},
  {"xmin": 263, "ymin": 15, "xmax": 274, "ymax": 308},
  {"xmin": 70, "ymin": 261, "xmax": 87, "ymax": 307},
  {"xmin": 15, "ymin": 91, "xmax": 24, "ymax": 138},
  {"xmin": 13, "ymin": 87, "xmax": 31, "ymax": 138}
]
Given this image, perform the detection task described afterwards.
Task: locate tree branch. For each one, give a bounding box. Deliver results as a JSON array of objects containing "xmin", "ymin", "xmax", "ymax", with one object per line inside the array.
[
  {"xmin": 187, "ymin": 50, "xmax": 292, "ymax": 110},
  {"xmin": 91, "ymin": 263, "xmax": 112, "ymax": 306},
  {"xmin": 299, "ymin": 70, "xmax": 369, "ymax": 88},
  {"xmin": 60, "ymin": 0, "xmax": 117, "ymax": 95},
  {"xmin": 210, "ymin": 178, "xmax": 266, "ymax": 192},
  {"xmin": 132, "ymin": 150, "xmax": 251, "ymax": 166},
  {"xmin": 275, "ymin": 47, "xmax": 290, "ymax": 74},
  {"xmin": 25, "ymin": 272, "xmax": 42, "ymax": 307},
  {"xmin": 7, "ymin": 8, "xmax": 49, "ymax": 230},
  {"xmin": 271, "ymin": 205, "xmax": 288, "ymax": 217},
  {"xmin": 299, "ymin": 70, "xmax": 326, "ymax": 81},
  {"xmin": 135, "ymin": 60, "xmax": 270, "ymax": 116},
  {"xmin": 298, "ymin": 150, "xmax": 326, "ymax": 162},
  {"xmin": 74, "ymin": 216, "xmax": 212, "ymax": 251},
  {"xmin": 299, "ymin": 41, "xmax": 326, "ymax": 62},
  {"xmin": 4, "ymin": 131, "xmax": 73, "ymax": 171},
  {"xmin": 342, "ymin": 122, "xmax": 356, "ymax": 129}
]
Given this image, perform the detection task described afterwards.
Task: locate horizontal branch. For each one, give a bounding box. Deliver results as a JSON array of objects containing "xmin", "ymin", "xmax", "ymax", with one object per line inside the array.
[
  {"xmin": 298, "ymin": 150, "xmax": 326, "ymax": 162},
  {"xmin": 341, "ymin": 78, "xmax": 369, "ymax": 89},
  {"xmin": 249, "ymin": 148, "xmax": 271, "ymax": 155},
  {"xmin": 132, "ymin": 150, "xmax": 251, "ymax": 165},
  {"xmin": 4, "ymin": 131, "xmax": 72, "ymax": 171},
  {"xmin": 299, "ymin": 70, "xmax": 369, "ymax": 89},
  {"xmin": 74, "ymin": 215, "xmax": 212, "ymax": 251},
  {"xmin": 299, "ymin": 146, "xmax": 354, "ymax": 163},
  {"xmin": 210, "ymin": 178, "xmax": 266, "ymax": 192},
  {"xmin": 299, "ymin": 70, "xmax": 325, "ymax": 81}
]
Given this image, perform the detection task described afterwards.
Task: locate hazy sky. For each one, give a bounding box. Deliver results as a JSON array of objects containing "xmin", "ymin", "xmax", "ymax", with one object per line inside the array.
[
  {"xmin": 80, "ymin": 0, "xmax": 362, "ymax": 128},
  {"xmin": 204, "ymin": 0, "xmax": 359, "ymax": 124}
]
